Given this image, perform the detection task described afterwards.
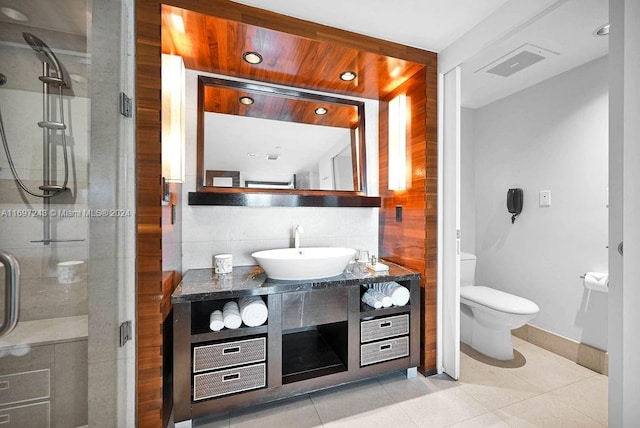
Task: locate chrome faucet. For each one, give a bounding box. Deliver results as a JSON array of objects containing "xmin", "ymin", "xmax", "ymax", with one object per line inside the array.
[{"xmin": 293, "ymin": 225, "xmax": 304, "ymax": 249}]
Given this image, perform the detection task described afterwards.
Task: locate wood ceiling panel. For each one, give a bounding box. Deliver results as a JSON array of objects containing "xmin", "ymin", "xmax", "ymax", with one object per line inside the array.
[{"xmin": 162, "ymin": 5, "xmax": 425, "ymax": 99}]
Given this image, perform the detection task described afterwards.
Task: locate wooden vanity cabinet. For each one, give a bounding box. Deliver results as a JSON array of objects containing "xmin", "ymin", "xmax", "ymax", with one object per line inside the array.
[{"xmin": 172, "ymin": 264, "xmax": 420, "ymax": 423}]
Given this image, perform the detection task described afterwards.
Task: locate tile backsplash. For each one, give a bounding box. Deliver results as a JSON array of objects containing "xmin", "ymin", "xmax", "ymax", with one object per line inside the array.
[{"xmin": 181, "ymin": 204, "xmax": 379, "ymax": 271}]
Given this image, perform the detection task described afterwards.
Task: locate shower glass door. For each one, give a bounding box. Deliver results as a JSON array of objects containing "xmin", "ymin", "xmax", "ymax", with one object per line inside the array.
[{"xmin": 0, "ymin": 0, "xmax": 135, "ymax": 426}]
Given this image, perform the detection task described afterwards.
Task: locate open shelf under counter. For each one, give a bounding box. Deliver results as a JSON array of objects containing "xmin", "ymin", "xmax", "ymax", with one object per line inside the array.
[
  {"xmin": 281, "ymin": 329, "xmax": 347, "ymax": 384},
  {"xmin": 191, "ymin": 325, "xmax": 269, "ymax": 344},
  {"xmin": 360, "ymin": 303, "xmax": 412, "ymax": 318}
]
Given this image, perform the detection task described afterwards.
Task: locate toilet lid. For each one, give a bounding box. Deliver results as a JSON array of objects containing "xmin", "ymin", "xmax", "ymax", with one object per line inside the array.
[{"xmin": 460, "ymin": 285, "xmax": 540, "ymax": 315}]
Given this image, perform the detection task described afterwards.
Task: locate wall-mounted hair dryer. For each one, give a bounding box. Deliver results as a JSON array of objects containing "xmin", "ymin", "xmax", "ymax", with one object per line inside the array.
[{"xmin": 507, "ymin": 188, "xmax": 523, "ymax": 224}]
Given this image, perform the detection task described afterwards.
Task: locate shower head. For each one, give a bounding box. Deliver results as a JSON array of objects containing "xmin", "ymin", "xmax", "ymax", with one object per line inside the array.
[{"xmin": 22, "ymin": 32, "xmax": 68, "ymax": 87}]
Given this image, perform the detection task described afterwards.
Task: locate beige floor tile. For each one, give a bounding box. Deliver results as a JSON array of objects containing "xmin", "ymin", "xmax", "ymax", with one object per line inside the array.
[
  {"xmin": 398, "ymin": 386, "xmax": 490, "ymax": 427},
  {"xmin": 547, "ymin": 375, "xmax": 608, "ymax": 426},
  {"xmin": 418, "ymin": 372, "xmax": 462, "ymax": 393},
  {"xmin": 229, "ymin": 395, "xmax": 322, "ymax": 428},
  {"xmin": 495, "ymin": 394, "xmax": 604, "ymax": 427},
  {"xmin": 509, "ymin": 342, "xmax": 597, "ymax": 391},
  {"xmin": 378, "ymin": 371, "xmax": 459, "ymax": 402},
  {"xmin": 447, "ymin": 412, "xmax": 510, "ymax": 428},
  {"xmin": 190, "ymin": 340, "xmax": 607, "ymax": 428},
  {"xmin": 461, "ymin": 343, "xmax": 529, "ymax": 369},
  {"xmin": 459, "ymin": 356, "xmax": 543, "ymax": 410},
  {"xmin": 311, "ymin": 378, "xmax": 417, "ymax": 427}
]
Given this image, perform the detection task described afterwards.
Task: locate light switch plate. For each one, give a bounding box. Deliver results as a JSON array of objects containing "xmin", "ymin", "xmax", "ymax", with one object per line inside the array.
[{"xmin": 539, "ymin": 190, "xmax": 551, "ymax": 207}]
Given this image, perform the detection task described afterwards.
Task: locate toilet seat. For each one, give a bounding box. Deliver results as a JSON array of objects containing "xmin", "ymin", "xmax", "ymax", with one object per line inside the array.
[{"xmin": 461, "ymin": 285, "xmax": 539, "ymax": 315}]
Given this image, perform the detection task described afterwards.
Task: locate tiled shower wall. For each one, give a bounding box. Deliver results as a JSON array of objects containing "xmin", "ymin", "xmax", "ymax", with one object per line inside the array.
[{"xmin": 0, "ymin": 91, "xmax": 89, "ymax": 321}]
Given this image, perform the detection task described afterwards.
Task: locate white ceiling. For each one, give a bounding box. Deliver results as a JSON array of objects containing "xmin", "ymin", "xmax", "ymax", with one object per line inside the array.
[
  {"xmin": 231, "ymin": 0, "xmax": 609, "ymax": 109},
  {"xmin": 461, "ymin": 0, "xmax": 608, "ymax": 108},
  {"xmin": 230, "ymin": 0, "xmax": 510, "ymax": 52},
  {"xmin": 0, "ymin": 0, "xmax": 87, "ymax": 36}
]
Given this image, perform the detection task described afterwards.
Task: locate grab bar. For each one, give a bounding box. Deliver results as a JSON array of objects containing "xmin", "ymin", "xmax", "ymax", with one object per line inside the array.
[{"xmin": 0, "ymin": 250, "xmax": 20, "ymax": 338}]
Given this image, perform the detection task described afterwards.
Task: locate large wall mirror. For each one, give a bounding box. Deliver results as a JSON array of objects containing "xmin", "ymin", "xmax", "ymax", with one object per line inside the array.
[{"xmin": 196, "ymin": 76, "xmax": 368, "ymax": 195}]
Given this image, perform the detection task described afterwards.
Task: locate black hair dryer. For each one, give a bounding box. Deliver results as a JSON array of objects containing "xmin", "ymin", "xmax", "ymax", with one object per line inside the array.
[{"xmin": 507, "ymin": 188, "xmax": 523, "ymax": 224}]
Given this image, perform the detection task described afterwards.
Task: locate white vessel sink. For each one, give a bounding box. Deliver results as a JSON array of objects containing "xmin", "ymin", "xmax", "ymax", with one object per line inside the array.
[{"xmin": 252, "ymin": 247, "xmax": 356, "ymax": 280}]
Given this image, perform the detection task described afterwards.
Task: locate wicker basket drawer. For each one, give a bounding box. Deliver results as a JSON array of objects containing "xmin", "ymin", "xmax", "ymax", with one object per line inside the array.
[
  {"xmin": 193, "ymin": 337, "xmax": 266, "ymax": 373},
  {"xmin": 360, "ymin": 336, "xmax": 409, "ymax": 366},
  {"xmin": 0, "ymin": 369, "xmax": 50, "ymax": 406},
  {"xmin": 193, "ymin": 363, "xmax": 266, "ymax": 401},
  {"xmin": 360, "ymin": 314, "xmax": 409, "ymax": 343}
]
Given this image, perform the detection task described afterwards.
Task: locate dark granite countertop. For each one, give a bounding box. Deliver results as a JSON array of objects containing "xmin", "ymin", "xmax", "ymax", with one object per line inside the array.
[{"xmin": 172, "ymin": 260, "xmax": 420, "ymax": 303}]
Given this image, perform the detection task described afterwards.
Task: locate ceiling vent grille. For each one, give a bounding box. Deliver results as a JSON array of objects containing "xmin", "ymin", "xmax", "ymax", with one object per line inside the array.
[{"xmin": 477, "ymin": 43, "xmax": 559, "ymax": 78}]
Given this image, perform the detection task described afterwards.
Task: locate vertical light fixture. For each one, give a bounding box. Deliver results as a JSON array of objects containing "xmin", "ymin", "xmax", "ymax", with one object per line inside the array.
[
  {"xmin": 388, "ymin": 94, "xmax": 407, "ymax": 190},
  {"xmin": 162, "ymin": 53, "xmax": 186, "ymax": 182}
]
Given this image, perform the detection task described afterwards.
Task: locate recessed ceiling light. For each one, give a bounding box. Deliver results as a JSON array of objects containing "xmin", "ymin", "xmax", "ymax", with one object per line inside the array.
[
  {"xmin": 594, "ymin": 23, "xmax": 610, "ymax": 36},
  {"xmin": 243, "ymin": 52, "xmax": 263, "ymax": 65},
  {"xmin": 315, "ymin": 107, "xmax": 328, "ymax": 115},
  {"xmin": 239, "ymin": 96, "xmax": 254, "ymax": 105},
  {"xmin": 247, "ymin": 152, "xmax": 257, "ymax": 157},
  {"xmin": 1, "ymin": 7, "xmax": 28, "ymax": 22},
  {"xmin": 340, "ymin": 71, "xmax": 357, "ymax": 81}
]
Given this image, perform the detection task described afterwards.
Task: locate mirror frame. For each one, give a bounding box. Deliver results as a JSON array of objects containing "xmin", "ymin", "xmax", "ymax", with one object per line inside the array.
[{"xmin": 191, "ymin": 75, "xmax": 381, "ymax": 207}]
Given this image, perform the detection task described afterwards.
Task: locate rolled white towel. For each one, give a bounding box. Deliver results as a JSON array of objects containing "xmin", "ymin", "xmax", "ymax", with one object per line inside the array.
[
  {"xmin": 361, "ymin": 289, "xmax": 382, "ymax": 309},
  {"xmin": 367, "ymin": 288, "xmax": 392, "ymax": 308},
  {"xmin": 223, "ymin": 300, "xmax": 239, "ymax": 312},
  {"xmin": 379, "ymin": 293, "xmax": 393, "ymax": 308},
  {"xmin": 383, "ymin": 282, "xmax": 410, "ymax": 306},
  {"xmin": 209, "ymin": 310, "xmax": 224, "ymax": 331},
  {"xmin": 238, "ymin": 295, "xmax": 268, "ymax": 327},
  {"xmin": 222, "ymin": 301, "xmax": 242, "ymax": 329}
]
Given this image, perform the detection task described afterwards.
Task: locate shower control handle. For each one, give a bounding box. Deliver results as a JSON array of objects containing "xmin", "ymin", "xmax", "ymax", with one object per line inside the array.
[{"xmin": 0, "ymin": 250, "xmax": 20, "ymax": 338}]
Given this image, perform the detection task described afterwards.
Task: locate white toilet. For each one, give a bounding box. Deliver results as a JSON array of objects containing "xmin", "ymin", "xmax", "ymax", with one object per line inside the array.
[{"xmin": 460, "ymin": 252, "xmax": 539, "ymax": 360}]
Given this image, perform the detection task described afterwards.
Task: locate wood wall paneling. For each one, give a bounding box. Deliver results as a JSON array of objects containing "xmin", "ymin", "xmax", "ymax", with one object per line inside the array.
[
  {"xmin": 379, "ymin": 63, "xmax": 438, "ymax": 374},
  {"xmin": 136, "ymin": 0, "xmax": 165, "ymax": 427}
]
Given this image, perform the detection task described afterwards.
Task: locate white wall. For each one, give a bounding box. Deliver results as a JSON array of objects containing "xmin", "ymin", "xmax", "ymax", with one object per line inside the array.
[
  {"xmin": 460, "ymin": 107, "xmax": 476, "ymax": 254},
  {"xmin": 466, "ymin": 55, "xmax": 609, "ymax": 350},
  {"xmin": 182, "ymin": 70, "xmax": 379, "ymax": 271}
]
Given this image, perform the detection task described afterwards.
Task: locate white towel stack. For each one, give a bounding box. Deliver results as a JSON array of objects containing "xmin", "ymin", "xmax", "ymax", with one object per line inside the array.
[
  {"xmin": 209, "ymin": 310, "xmax": 225, "ymax": 331},
  {"xmin": 374, "ymin": 282, "xmax": 410, "ymax": 306},
  {"xmin": 238, "ymin": 296, "xmax": 269, "ymax": 327},
  {"xmin": 361, "ymin": 289, "xmax": 383, "ymax": 309},
  {"xmin": 222, "ymin": 301, "xmax": 242, "ymax": 329},
  {"xmin": 361, "ymin": 288, "xmax": 392, "ymax": 308}
]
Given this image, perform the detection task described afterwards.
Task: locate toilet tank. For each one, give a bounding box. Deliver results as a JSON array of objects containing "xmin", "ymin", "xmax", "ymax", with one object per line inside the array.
[{"xmin": 460, "ymin": 252, "xmax": 476, "ymax": 286}]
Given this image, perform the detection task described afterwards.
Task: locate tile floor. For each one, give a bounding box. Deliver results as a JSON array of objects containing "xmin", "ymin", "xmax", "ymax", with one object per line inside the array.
[{"xmin": 192, "ymin": 337, "xmax": 608, "ymax": 427}]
